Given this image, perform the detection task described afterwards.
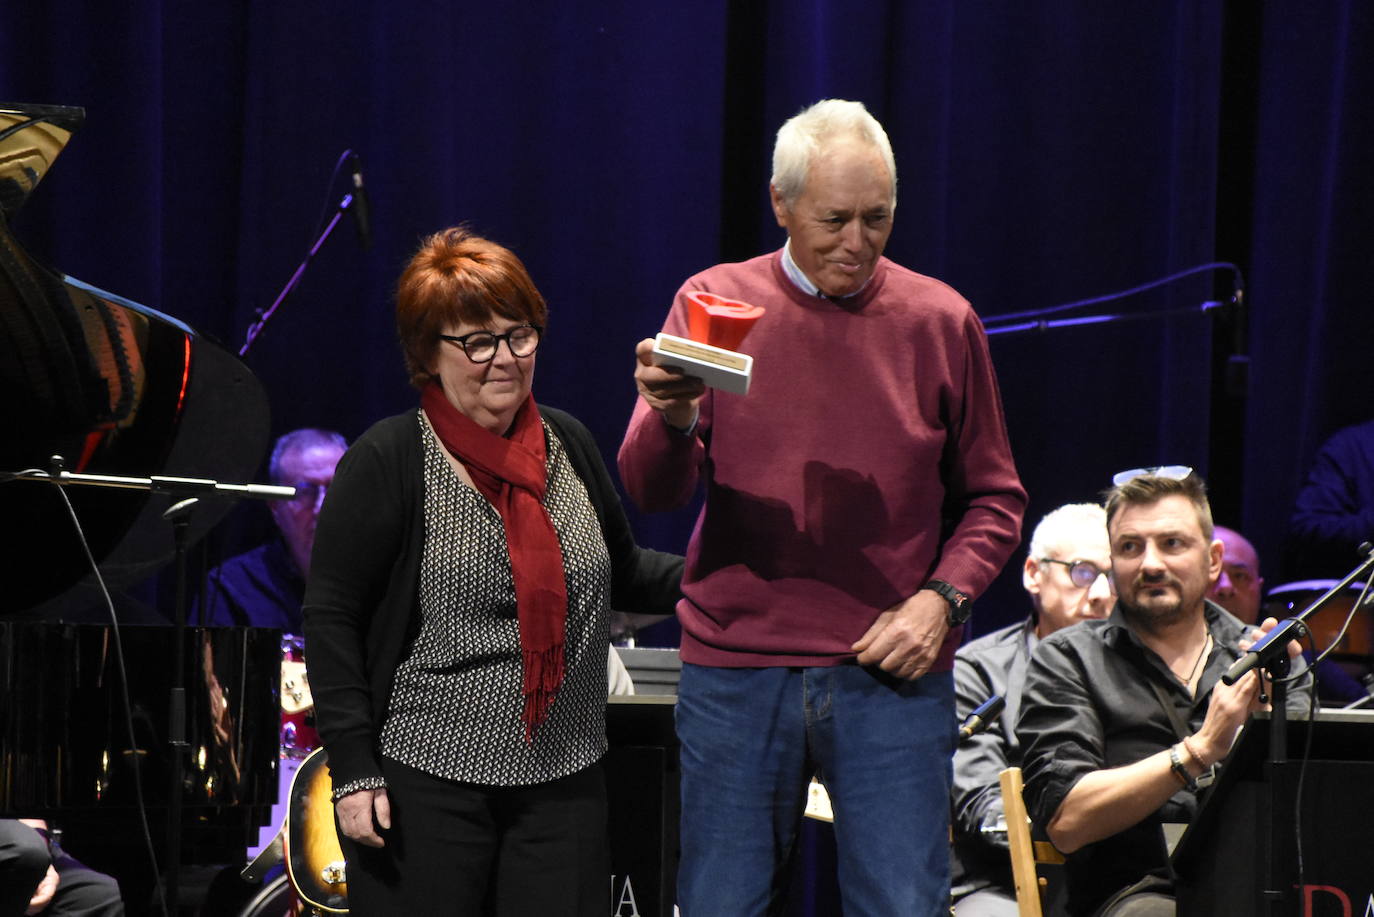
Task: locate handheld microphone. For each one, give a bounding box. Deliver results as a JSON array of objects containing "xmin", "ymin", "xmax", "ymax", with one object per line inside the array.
[
  {"xmin": 347, "ymin": 153, "xmax": 372, "ymax": 251},
  {"xmin": 959, "ymin": 694, "xmax": 1006, "ymax": 740}
]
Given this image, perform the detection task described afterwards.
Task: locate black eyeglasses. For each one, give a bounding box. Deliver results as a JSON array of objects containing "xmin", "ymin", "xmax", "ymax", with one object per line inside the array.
[
  {"xmin": 438, "ymin": 324, "xmax": 542, "ymax": 363},
  {"xmin": 1111, "ymin": 465, "xmax": 1193, "ymax": 487},
  {"xmin": 1040, "ymin": 558, "xmax": 1112, "ymax": 589}
]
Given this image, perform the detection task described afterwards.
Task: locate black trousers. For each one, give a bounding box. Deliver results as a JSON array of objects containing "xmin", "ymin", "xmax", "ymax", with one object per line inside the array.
[
  {"xmin": 0, "ymin": 821, "xmax": 123, "ymax": 917},
  {"xmin": 0, "ymin": 821, "xmax": 47, "ymax": 917},
  {"xmin": 339, "ymin": 757, "xmax": 609, "ymax": 917}
]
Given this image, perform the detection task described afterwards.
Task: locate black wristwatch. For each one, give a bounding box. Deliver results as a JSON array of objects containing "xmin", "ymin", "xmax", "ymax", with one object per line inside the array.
[{"xmin": 923, "ymin": 579, "xmax": 972, "ymax": 627}]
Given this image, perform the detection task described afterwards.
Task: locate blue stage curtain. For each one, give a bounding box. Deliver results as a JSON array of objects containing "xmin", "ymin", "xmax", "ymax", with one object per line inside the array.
[{"xmin": 4, "ymin": 1, "xmax": 1372, "ymax": 627}]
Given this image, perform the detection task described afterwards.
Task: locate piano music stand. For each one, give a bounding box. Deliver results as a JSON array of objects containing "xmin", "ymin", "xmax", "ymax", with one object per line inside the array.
[{"xmin": 11, "ymin": 459, "xmax": 294, "ymax": 915}]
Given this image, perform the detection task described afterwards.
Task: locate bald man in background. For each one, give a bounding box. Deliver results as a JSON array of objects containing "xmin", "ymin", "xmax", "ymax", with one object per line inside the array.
[{"xmin": 1207, "ymin": 526, "xmax": 1263, "ymax": 624}]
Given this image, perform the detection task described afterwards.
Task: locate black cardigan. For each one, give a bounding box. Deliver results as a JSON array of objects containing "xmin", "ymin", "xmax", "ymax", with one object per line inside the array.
[{"xmin": 303, "ymin": 405, "xmax": 683, "ymax": 790}]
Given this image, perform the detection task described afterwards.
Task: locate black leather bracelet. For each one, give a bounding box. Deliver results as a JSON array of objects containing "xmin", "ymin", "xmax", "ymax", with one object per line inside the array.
[{"xmin": 1169, "ymin": 744, "xmax": 1197, "ymax": 791}]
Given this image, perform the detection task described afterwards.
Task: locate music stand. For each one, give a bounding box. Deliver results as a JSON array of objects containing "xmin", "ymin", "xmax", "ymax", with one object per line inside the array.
[{"xmin": 1172, "ymin": 708, "xmax": 1374, "ymax": 916}]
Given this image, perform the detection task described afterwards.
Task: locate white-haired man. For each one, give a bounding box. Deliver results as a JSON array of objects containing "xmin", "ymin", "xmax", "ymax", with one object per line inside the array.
[
  {"xmin": 952, "ymin": 503, "xmax": 1114, "ymax": 915},
  {"xmin": 196, "ymin": 427, "xmax": 349, "ymax": 630},
  {"xmin": 620, "ymin": 99, "xmax": 1025, "ymax": 915}
]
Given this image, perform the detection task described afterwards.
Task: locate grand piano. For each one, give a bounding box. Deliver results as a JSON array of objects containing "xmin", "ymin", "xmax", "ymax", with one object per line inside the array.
[{"xmin": 0, "ymin": 102, "xmax": 281, "ymax": 913}]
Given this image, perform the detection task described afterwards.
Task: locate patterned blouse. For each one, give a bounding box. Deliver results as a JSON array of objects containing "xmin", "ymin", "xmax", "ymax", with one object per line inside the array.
[{"xmin": 375, "ymin": 413, "xmax": 612, "ymax": 786}]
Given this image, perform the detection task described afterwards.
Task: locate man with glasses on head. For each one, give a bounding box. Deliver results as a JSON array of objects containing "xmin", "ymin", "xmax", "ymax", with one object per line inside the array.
[
  {"xmin": 196, "ymin": 427, "xmax": 348, "ymax": 630},
  {"xmin": 1017, "ymin": 468, "xmax": 1308, "ymax": 916},
  {"xmin": 952, "ymin": 503, "xmax": 1113, "ymax": 915}
]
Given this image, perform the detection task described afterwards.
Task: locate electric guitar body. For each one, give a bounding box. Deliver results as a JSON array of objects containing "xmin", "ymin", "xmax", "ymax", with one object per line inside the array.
[{"xmin": 286, "ymin": 747, "xmax": 349, "ymax": 914}]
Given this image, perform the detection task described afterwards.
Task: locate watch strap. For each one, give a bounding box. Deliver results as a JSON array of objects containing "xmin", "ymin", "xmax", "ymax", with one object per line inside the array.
[{"xmin": 923, "ymin": 579, "xmax": 971, "ymax": 626}]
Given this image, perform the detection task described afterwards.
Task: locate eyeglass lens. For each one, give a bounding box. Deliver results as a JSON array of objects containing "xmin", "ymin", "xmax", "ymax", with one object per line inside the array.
[
  {"xmin": 462, "ymin": 325, "xmax": 540, "ymax": 362},
  {"xmin": 1044, "ymin": 558, "xmax": 1109, "ymax": 588},
  {"xmin": 1067, "ymin": 561, "xmax": 1107, "ymax": 588},
  {"xmin": 289, "ymin": 483, "xmax": 327, "ymax": 507}
]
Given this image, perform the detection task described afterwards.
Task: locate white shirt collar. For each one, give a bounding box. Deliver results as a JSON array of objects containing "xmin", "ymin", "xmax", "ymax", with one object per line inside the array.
[
  {"xmin": 780, "ymin": 238, "xmax": 874, "ymax": 300},
  {"xmin": 780, "ymin": 239, "xmax": 822, "ymax": 297}
]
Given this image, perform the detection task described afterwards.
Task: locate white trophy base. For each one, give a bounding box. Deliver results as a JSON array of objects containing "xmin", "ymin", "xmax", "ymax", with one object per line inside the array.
[{"xmin": 651, "ymin": 332, "xmax": 753, "ymax": 395}]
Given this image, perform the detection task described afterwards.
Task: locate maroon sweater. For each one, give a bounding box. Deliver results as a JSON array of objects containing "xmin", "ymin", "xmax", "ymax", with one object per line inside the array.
[{"xmin": 619, "ymin": 250, "xmax": 1025, "ymax": 670}]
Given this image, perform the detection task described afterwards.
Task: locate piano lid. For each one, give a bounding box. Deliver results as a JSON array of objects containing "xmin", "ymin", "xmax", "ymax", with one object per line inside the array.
[
  {"xmin": 0, "ymin": 102, "xmax": 271, "ymax": 614},
  {"xmin": 0, "ymin": 102, "xmax": 86, "ymax": 220}
]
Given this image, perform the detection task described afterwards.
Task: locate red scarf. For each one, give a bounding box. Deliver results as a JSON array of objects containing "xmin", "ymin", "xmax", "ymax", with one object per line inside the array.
[{"xmin": 421, "ymin": 382, "xmax": 567, "ymax": 741}]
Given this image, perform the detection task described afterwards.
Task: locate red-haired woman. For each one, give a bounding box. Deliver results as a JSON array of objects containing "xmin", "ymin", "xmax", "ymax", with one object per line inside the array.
[{"xmin": 304, "ymin": 228, "xmax": 681, "ymax": 915}]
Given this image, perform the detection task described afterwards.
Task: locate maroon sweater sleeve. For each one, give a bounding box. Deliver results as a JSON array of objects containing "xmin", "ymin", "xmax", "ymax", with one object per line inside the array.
[
  {"xmin": 617, "ymin": 280, "xmax": 712, "ymax": 512},
  {"xmin": 926, "ymin": 308, "xmax": 1026, "ymax": 600}
]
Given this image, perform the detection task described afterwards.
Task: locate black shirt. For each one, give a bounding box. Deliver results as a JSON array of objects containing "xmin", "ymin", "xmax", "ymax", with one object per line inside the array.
[
  {"xmin": 951, "ymin": 617, "xmax": 1036, "ymax": 897},
  {"xmin": 1016, "ymin": 600, "xmax": 1311, "ymax": 915}
]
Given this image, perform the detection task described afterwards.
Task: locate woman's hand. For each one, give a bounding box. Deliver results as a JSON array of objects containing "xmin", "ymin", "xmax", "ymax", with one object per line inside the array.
[{"xmin": 336, "ymin": 787, "xmax": 391, "ymax": 848}]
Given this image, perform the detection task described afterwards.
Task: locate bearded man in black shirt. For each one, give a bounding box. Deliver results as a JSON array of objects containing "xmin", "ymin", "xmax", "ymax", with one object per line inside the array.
[{"xmin": 1017, "ymin": 468, "xmax": 1307, "ymax": 916}]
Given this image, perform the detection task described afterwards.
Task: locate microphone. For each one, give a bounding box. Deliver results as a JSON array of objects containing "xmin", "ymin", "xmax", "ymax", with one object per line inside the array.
[
  {"xmin": 1223, "ymin": 617, "xmax": 1307, "ymax": 685},
  {"xmin": 959, "ymin": 694, "xmax": 1006, "ymax": 740},
  {"xmin": 347, "ymin": 152, "xmax": 372, "ymax": 251}
]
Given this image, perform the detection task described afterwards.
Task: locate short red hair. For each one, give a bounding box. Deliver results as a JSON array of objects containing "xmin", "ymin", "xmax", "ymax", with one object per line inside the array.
[{"xmin": 395, "ymin": 227, "xmax": 548, "ymax": 389}]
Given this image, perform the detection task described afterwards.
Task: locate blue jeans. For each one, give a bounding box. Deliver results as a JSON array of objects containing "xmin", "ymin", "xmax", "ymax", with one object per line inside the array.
[{"xmin": 675, "ymin": 663, "xmax": 955, "ymax": 917}]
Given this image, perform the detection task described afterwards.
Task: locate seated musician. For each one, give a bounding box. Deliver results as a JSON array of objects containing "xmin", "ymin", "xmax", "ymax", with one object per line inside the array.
[
  {"xmin": 302, "ymin": 228, "xmax": 682, "ymax": 915},
  {"xmin": 1205, "ymin": 526, "xmax": 1263, "ymax": 625},
  {"xmin": 951, "ymin": 502, "xmax": 1113, "ymax": 915},
  {"xmin": 0, "ymin": 819, "xmax": 122, "ymax": 916},
  {"xmin": 1286, "ymin": 417, "xmax": 1374, "ymax": 579},
  {"xmin": 1017, "ymin": 468, "xmax": 1308, "ymax": 916},
  {"xmin": 195, "ymin": 428, "xmax": 348, "ymax": 631}
]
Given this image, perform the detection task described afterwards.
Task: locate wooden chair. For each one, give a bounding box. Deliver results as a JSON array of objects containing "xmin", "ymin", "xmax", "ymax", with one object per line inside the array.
[{"xmin": 998, "ymin": 766, "xmax": 1065, "ymax": 917}]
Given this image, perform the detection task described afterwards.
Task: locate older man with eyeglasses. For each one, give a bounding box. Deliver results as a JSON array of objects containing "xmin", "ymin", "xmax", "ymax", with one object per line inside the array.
[
  {"xmin": 194, "ymin": 427, "xmax": 348, "ymax": 630},
  {"xmin": 1016, "ymin": 467, "xmax": 1308, "ymax": 916},
  {"xmin": 951, "ymin": 502, "xmax": 1113, "ymax": 915}
]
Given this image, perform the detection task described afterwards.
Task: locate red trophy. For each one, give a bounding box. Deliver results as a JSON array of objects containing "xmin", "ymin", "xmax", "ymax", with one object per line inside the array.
[{"xmin": 650, "ymin": 291, "xmax": 765, "ymax": 395}]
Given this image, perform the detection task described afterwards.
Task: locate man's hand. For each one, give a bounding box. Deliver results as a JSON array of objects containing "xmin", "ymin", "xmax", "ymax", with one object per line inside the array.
[
  {"xmin": 26, "ymin": 864, "xmax": 58, "ymax": 915},
  {"xmin": 852, "ymin": 591, "xmax": 950, "ymax": 680},
  {"xmin": 335, "ymin": 787, "xmax": 391, "ymax": 848},
  {"xmin": 634, "ymin": 338, "xmax": 705, "ymax": 432},
  {"xmin": 1191, "ymin": 615, "xmax": 1304, "ymax": 766},
  {"xmin": 1238, "ymin": 615, "xmax": 1305, "ymax": 662},
  {"xmin": 1189, "ymin": 669, "xmax": 1264, "ymax": 766}
]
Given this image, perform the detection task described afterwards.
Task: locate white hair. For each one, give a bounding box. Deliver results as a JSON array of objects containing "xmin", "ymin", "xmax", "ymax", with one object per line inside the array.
[
  {"xmin": 771, "ymin": 99, "xmax": 897, "ymax": 209},
  {"xmin": 1027, "ymin": 503, "xmax": 1107, "ymax": 561},
  {"xmin": 269, "ymin": 427, "xmax": 348, "ymax": 484}
]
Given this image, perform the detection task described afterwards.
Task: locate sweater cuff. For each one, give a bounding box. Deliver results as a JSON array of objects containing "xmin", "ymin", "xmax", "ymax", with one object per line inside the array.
[{"xmin": 323, "ymin": 734, "xmax": 382, "ymax": 794}]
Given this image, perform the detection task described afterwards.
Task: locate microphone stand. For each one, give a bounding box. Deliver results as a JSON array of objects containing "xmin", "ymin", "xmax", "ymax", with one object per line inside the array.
[
  {"xmin": 163, "ymin": 497, "xmax": 196, "ymax": 916},
  {"xmin": 239, "ymin": 187, "xmax": 361, "ymax": 358},
  {"xmin": 983, "ymin": 300, "xmax": 1227, "ymax": 337},
  {"xmin": 14, "ymin": 456, "xmax": 295, "ymax": 916}
]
